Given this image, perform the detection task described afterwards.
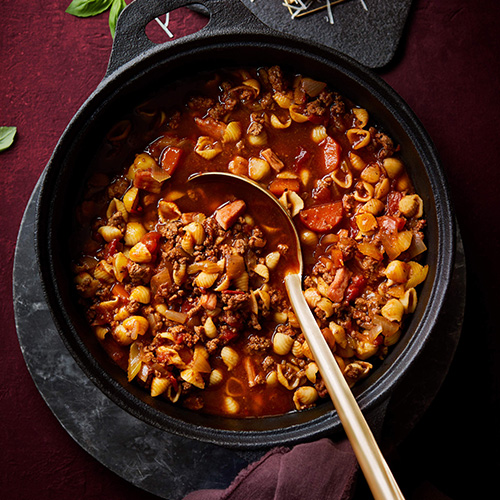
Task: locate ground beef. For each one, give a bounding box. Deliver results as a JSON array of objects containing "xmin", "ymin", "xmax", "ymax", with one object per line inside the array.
[
  {"xmin": 268, "ymin": 65, "xmax": 286, "ymax": 93},
  {"xmin": 370, "ymin": 127, "xmax": 395, "ymax": 159},
  {"xmin": 246, "ymin": 334, "xmax": 271, "ymax": 353},
  {"xmin": 221, "ymin": 291, "xmax": 249, "ymax": 311},
  {"xmin": 127, "ymin": 262, "xmax": 154, "ymax": 284},
  {"xmin": 249, "ymin": 227, "xmax": 266, "ymax": 249}
]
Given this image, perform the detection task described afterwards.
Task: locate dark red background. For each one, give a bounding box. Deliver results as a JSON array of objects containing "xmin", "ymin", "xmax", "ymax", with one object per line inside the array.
[{"xmin": 1, "ymin": 1, "xmax": 499, "ymax": 498}]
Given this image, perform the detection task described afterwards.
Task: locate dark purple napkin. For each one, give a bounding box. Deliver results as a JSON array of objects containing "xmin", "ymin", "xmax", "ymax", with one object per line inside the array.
[{"xmin": 184, "ymin": 438, "xmax": 358, "ymax": 500}]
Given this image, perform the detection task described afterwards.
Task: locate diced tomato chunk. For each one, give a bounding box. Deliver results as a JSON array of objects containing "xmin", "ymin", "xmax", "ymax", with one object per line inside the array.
[
  {"xmin": 386, "ymin": 191, "xmax": 403, "ymax": 216},
  {"xmin": 102, "ymin": 238, "xmax": 122, "ymax": 259},
  {"xmin": 133, "ymin": 170, "xmax": 162, "ymax": 193},
  {"xmin": 345, "ymin": 275, "xmax": 367, "ymax": 303},
  {"xmin": 321, "ymin": 136, "xmax": 341, "ymax": 174},
  {"xmin": 268, "ymin": 178, "xmax": 300, "ymax": 196},
  {"xmin": 299, "ymin": 201, "xmax": 343, "ymax": 233},
  {"xmin": 160, "ymin": 146, "xmax": 183, "ymax": 175},
  {"xmin": 141, "ymin": 231, "xmax": 161, "ymax": 254}
]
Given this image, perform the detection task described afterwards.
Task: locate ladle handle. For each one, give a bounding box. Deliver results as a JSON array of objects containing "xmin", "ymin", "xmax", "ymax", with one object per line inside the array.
[{"xmin": 285, "ymin": 274, "xmax": 405, "ymax": 500}]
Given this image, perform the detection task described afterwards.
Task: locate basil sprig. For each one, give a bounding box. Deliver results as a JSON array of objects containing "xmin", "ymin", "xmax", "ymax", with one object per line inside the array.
[
  {"xmin": 0, "ymin": 127, "xmax": 17, "ymax": 152},
  {"xmin": 66, "ymin": 0, "xmax": 127, "ymax": 38}
]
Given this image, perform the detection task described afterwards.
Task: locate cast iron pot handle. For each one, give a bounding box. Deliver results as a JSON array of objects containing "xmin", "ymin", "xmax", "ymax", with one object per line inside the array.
[{"xmin": 107, "ymin": 0, "xmax": 271, "ymax": 76}]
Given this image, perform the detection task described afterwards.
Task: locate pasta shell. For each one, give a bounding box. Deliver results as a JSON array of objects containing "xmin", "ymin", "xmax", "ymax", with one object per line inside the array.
[
  {"xmin": 195, "ymin": 271, "xmax": 219, "ymax": 289},
  {"xmin": 289, "ymin": 104, "xmax": 309, "ymax": 123},
  {"xmin": 293, "ymin": 386, "xmax": 318, "ymax": 410},
  {"xmin": 223, "ymin": 121, "xmax": 242, "ymax": 143},
  {"xmin": 124, "ymin": 222, "xmax": 147, "ymax": 246},
  {"xmin": 123, "ymin": 187, "xmax": 139, "ymax": 213},
  {"xmin": 353, "ymin": 181, "xmax": 374, "ymax": 202},
  {"xmin": 94, "ymin": 326, "xmax": 108, "ymax": 341},
  {"xmin": 384, "ymin": 260, "xmax": 410, "ymax": 283},
  {"xmin": 266, "ymin": 370, "xmax": 278, "ymax": 386},
  {"xmin": 248, "ymin": 157, "xmax": 270, "ymax": 181},
  {"xmin": 107, "ymin": 198, "xmax": 128, "ymax": 222},
  {"xmin": 276, "ymin": 363, "xmax": 301, "ymax": 390},
  {"xmin": 221, "ymin": 346, "xmax": 240, "ymax": 371},
  {"xmin": 127, "ymin": 341, "xmax": 142, "ymax": 381},
  {"xmin": 173, "ymin": 262, "xmax": 187, "ymax": 285},
  {"xmin": 405, "ymin": 262, "xmax": 429, "ymax": 289},
  {"xmin": 190, "ymin": 345, "xmax": 211, "ymax": 373},
  {"xmin": 265, "ymin": 251, "xmax": 281, "ymax": 271},
  {"xmin": 129, "ymin": 241, "xmax": 152, "ymax": 263},
  {"xmin": 311, "ymin": 125, "xmax": 328, "ymax": 144},
  {"xmin": 234, "ymin": 271, "xmax": 249, "ymax": 291},
  {"xmin": 223, "ymin": 396, "xmax": 240, "ymax": 415},
  {"xmin": 346, "ymin": 128, "xmax": 371, "ymax": 149},
  {"xmin": 300, "ymin": 229, "xmax": 319, "ymax": 247},
  {"xmin": 399, "ymin": 194, "xmax": 424, "ymax": 218},
  {"xmin": 209, "ymin": 368, "xmax": 224, "ymax": 386},
  {"xmin": 305, "ymin": 362, "xmax": 319, "ymax": 383},
  {"xmin": 181, "ymin": 232, "xmax": 194, "ymax": 255},
  {"xmin": 292, "ymin": 340, "xmax": 304, "ymax": 358},
  {"xmin": 253, "ymin": 263, "xmax": 270, "ymax": 282},
  {"xmin": 129, "ymin": 285, "xmax": 151, "ymax": 304},
  {"xmin": 242, "ymin": 78, "xmax": 260, "ymax": 94},
  {"xmin": 204, "ymin": 316, "xmax": 218, "ymax": 339},
  {"xmin": 150, "ymin": 377, "xmax": 170, "ymax": 397},
  {"xmin": 195, "ymin": 136, "xmax": 222, "ymax": 160},
  {"xmin": 107, "ymin": 119, "xmax": 131, "ymax": 142},
  {"xmin": 353, "ymin": 108, "xmax": 369, "ymax": 128},
  {"xmin": 348, "ymin": 152, "xmax": 366, "ymax": 172},
  {"xmin": 331, "ymin": 162, "xmax": 353, "ymax": 189},
  {"xmin": 184, "ymin": 221, "xmax": 205, "ymax": 245},
  {"xmin": 98, "ymin": 225, "xmax": 123, "ymax": 243},
  {"xmin": 273, "ymin": 332, "xmax": 294, "ymax": 356},
  {"xmin": 225, "ymin": 377, "xmax": 245, "ymax": 397},
  {"xmin": 158, "ymin": 200, "xmax": 182, "ymax": 222},
  {"xmin": 400, "ymin": 287, "xmax": 418, "ymax": 314},
  {"xmin": 273, "ymin": 311, "xmax": 288, "ymax": 324},
  {"xmin": 360, "ymin": 198, "xmax": 384, "ymax": 215},
  {"xmin": 270, "ymin": 113, "xmax": 292, "ymax": 129},
  {"xmin": 247, "ymin": 131, "xmax": 268, "ymax": 147},
  {"xmin": 113, "ymin": 252, "xmax": 129, "ymax": 282},
  {"xmin": 180, "ymin": 368, "xmax": 205, "ymax": 389},
  {"xmin": 383, "ymin": 157, "xmax": 404, "ymax": 179},
  {"xmin": 273, "ymin": 91, "xmax": 293, "ymax": 108},
  {"xmin": 93, "ymin": 260, "xmax": 114, "ymax": 283},
  {"xmin": 381, "ymin": 299, "xmax": 405, "ymax": 323},
  {"xmin": 360, "ymin": 164, "xmax": 382, "ymax": 184},
  {"xmin": 316, "ymin": 297, "xmax": 334, "ymax": 318},
  {"xmin": 374, "ymin": 178, "xmax": 390, "ymax": 199}
]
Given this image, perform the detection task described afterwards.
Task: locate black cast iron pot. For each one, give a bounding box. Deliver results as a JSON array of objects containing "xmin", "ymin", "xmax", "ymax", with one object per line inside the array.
[{"xmin": 36, "ymin": 0, "xmax": 455, "ymax": 449}]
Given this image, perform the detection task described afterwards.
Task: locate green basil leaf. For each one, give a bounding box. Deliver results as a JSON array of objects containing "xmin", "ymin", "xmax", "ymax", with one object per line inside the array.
[
  {"xmin": 109, "ymin": 0, "xmax": 127, "ymax": 38},
  {"xmin": 66, "ymin": 0, "xmax": 114, "ymax": 18},
  {"xmin": 0, "ymin": 126, "xmax": 17, "ymax": 152}
]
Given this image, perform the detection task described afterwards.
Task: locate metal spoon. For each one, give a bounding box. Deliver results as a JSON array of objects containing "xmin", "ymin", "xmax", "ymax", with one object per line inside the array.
[{"xmin": 187, "ymin": 171, "xmax": 405, "ymax": 500}]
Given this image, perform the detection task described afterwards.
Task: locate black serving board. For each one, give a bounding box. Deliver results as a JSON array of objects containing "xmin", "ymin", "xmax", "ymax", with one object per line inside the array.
[{"xmin": 239, "ymin": 0, "xmax": 413, "ymax": 68}]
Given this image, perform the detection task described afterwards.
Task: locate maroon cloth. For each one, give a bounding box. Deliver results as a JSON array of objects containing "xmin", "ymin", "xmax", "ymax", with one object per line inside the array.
[
  {"xmin": 184, "ymin": 439, "xmax": 358, "ymax": 500},
  {"xmin": 1, "ymin": 1, "xmax": 500, "ymax": 499}
]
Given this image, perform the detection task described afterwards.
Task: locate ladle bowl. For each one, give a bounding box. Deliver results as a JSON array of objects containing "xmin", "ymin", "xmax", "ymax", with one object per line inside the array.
[{"xmin": 187, "ymin": 172, "xmax": 405, "ymax": 500}]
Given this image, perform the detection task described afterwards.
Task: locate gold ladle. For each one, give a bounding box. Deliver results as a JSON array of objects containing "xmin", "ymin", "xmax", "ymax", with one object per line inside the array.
[{"xmin": 187, "ymin": 171, "xmax": 405, "ymax": 500}]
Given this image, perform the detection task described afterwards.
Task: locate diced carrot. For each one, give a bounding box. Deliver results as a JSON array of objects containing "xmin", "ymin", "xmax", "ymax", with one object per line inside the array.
[
  {"xmin": 215, "ymin": 200, "xmax": 246, "ymax": 230},
  {"xmin": 299, "ymin": 201, "xmax": 343, "ymax": 233},
  {"xmin": 321, "ymin": 136, "xmax": 341, "ymax": 174},
  {"xmin": 268, "ymin": 178, "xmax": 300, "ymax": 196},
  {"xmin": 160, "ymin": 146, "xmax": 183, "ymax": 175}
]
